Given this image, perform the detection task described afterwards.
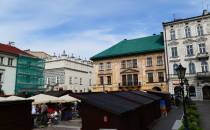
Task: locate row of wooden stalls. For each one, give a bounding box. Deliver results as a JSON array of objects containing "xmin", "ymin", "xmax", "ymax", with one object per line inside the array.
[{"xmin": 72, "ymin": 90, "xmax": 171, "ymax": 130}]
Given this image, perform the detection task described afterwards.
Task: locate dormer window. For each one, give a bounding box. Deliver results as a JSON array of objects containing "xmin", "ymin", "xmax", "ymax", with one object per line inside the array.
[{"xmin": 185, "ymin": 26, "xmax": 191, "ymax": 38}]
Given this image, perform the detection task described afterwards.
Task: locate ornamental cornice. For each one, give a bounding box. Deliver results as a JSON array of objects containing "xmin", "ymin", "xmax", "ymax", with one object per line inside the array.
[
  {"xmin": 168, "ymin": 40, "xmax": 179, "ymax": 46},
  {"xmin": 195, "ymin": 37, "xmax": 207, "ymax": 42},
  {"xmin": 183, "ymin": 39, "xmax": 196, "ymax": 44}
]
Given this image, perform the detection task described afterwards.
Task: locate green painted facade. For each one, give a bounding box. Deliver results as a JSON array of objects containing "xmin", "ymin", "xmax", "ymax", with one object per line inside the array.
[
  {"xmin": 15, "ymin": 55, "xmax": 45, "ymax": 95},
  {"xmin": 91, "ymin": 33, "xmax": 164, "ymax": 61}
]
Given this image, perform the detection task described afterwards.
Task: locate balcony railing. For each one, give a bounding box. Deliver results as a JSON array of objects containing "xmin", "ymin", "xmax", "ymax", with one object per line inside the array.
[
  {"xmin": 197, "ymin": 72, "xmax": 210, "ymax": 79},
  {"xmin": 196, "ymin": 52, "xmax": 209, "ymax": 60},
  {"xmin": 118, "ymin": 82, "xmax": 141, "ymax": 89}
]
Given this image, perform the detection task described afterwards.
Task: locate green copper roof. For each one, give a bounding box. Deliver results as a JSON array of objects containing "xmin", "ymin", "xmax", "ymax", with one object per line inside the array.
[{"xmin": 90, "ymin": 33, "xmax": 164, "ymax": 61}]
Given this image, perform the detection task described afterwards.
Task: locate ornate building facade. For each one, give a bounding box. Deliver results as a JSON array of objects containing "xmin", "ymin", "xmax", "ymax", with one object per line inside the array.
[
  {"xmin": 163, "ymin": 10, "xmax": 210, "ymax": 100},
  {"xmin": 45, "ymin": 51, "xmax": 95, "ymax": 93},
  {"xmin": 91, "ymin": 34, "xmax": 168, "ymax": 92}
]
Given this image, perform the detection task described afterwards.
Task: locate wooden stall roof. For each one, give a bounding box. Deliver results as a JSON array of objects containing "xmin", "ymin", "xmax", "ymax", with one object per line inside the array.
[
  {"xmin": 111, "ymin": 91, "xmax": 154, "ymax": 104},
  {"xmin": 76, "ymin": 92, "xmax": 142, "ymax": 115},
  {"xmin": 130, "ymin": 91, "xmax": 161, "ymax": 100},
  {"xmin": 74, "ymin": 90, "xmax": 162, "ymax": 115}
]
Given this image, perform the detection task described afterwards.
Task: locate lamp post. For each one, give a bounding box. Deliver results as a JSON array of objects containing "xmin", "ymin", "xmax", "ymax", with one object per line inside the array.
[
  {"xmin": 184, "ymin": 78, "xmax": 189, "ymax": 98},
  {"xmin": 175, "ymin": 64, "xmax": 189, "ymax": 130}
]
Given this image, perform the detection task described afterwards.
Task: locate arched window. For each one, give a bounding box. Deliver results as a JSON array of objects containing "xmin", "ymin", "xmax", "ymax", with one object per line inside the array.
[
  {"xmin": 173, "ymin": 64, "xmax": 179, "ymax": 75},
  {"xmin": 185, "ymin": 26, "xmax": 191, "ymax": 38},
  {"xmin": 189, "ymin": 63, "xmax": 196, "ymax": 74},
  {"xmin": 197, "ymin": 24, "xmax": 204, "ymax": 36},
  {"xmin": 201, "ymin": 61, "xmax": 208, "ymax": 72},
  {"xmin": 170, "ymin": 29, "xmax": 176, "ymax": 40},
  {"xmin": 189, "ymin": 86, "xmax": 196, "ymax": 97}
]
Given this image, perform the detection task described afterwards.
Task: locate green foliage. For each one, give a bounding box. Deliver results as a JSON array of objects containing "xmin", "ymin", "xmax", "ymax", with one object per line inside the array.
[{"xmin": 179, "ymin": 103, "xmax": 203, "ymax": 130}]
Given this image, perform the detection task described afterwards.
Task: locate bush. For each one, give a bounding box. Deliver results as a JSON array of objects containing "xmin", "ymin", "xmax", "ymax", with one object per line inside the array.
[{"xmin": 178, "ymin": 103, "xmax": 203, "ymax": 130}]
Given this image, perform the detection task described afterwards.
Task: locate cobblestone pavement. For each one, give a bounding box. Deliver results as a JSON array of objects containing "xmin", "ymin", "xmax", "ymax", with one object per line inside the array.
[
  {"xmin": 151, "ymin": 106, "xmax": 183, "ymax": 130},
  {"xmin": 196, "ymin": 101, "xmax": 210, "ymax": 130},
  {"xmin": 34, "ymin": 119, "xmax": 81, "ymax": 130}
]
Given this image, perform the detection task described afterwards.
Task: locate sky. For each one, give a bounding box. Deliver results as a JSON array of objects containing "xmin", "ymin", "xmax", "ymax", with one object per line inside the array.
[{"xmin": 0, "ymin": 0, "xmax": 209, "ymax": 59}]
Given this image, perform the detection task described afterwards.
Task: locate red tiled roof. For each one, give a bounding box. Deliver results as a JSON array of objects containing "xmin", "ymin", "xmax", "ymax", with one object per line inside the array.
[{"xmin": 0, "ymin": 43, "xmax": 32, "ymax": 56}]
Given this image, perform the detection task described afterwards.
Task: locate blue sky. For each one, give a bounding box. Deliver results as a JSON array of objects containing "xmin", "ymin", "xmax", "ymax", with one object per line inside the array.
[{"xmin": 0, "ymin": 0, "xmax": 209, "ymax": 59}]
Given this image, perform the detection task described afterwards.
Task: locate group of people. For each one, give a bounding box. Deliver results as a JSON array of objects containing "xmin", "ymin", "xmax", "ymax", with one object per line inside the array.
[{"xmin": 32, "ymin": 102, "xmax": 79, "ymax": 128}]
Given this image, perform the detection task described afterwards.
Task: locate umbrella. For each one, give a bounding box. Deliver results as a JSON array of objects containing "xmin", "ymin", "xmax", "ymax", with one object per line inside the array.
[
  {"xmin": 59, "ymin": 95, "xmax": 80, "ymax": 103},
  {"xmin": 28, "ymin": 94, "xmax": 61, "ymax": 104}
]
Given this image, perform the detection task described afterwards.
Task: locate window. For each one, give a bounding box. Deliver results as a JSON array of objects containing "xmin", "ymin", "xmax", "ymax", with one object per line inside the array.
[
  {"xmin": 99, "ymin": 63, "xmax": 104, "ymax": 71},
  {"xmin": 121, "ymin": 60, "xmax": 126, "ymax": 69},
  {"xmin": 106, "ymin": 62, "xmax": 112, "ymax": 70},
  {"xmin": 171, "ymin": 47, "xmax": 178, "ymax": 58},
  {"xmin": 122, "ymin": 75, "xmax": 126, "ymax": 86},
  {"xmin": 89, "ymin": 79, "xmax": 91, "ymax": 86},
  {"xmin": 173, "ymin": 64, "xmax": 179, "ymax": 75},
  {"xmin": 8, "ymin": 58, "xmax": 13, "ymax": 66},
  {"xmin": 147, "ymin": 73, "xmax": 153, "ymax": 83},
  {"xmin": 80, "ymin": 78, "xmax": 82, "ymax": 85},
  {"xmin": 56, "ymin": 76, "xmax": 59, "ymax": 84},
  {"xmin": 0, "ymin": 57, "xmax": 3, "ymax": 65},
  {"xmin": 46, "ymin": 77, "xmax": 50, "ymax": 84},
  {"xmin": 127, "ymin": 60, "xmax": 132, "ymax": 68},
  {"xmin": 0, "ymin": 73, "xmax": 2, "ymax": 82},
  {"xmin": 107, "ymin": 76, "xmax": 112, "ymax": 85},
  {"xmin": 133, "ymin": 59, "xmax": 137, "ymax": 68},
  {"xmin": 100, "ymin": 76, "xmax": 104, "ymax": 85},
  {"xmin": 201, "ymin": 60, "xmax": 208, "ymax": 72},
  {"xmin": 189, "ymin": 86, "xmax": 196, "ymax": 97},
  {"xmin": 197, "ymin": 24, "xmax": 204, "ymax": 36},
  {"xmin": 185, "ymin": 26, "xmax": 191, "ymax": 38},
  {"xmin": 170, "ymin": 29, "xmax": 176, "ymax": 40},
  {"xmin": 158, "ymin": 72, "xmax": 164, "ymax": 82},
  {"xmin": 133, "ymin": 74, "xmax": 138, "ymax": 86},
  {"xmin": 199, "ymin": 43, "xmax": 206, "ymax": 54},
  {"xmin": 157, "ymin": 56, "xmax": 163, "ymax": 65},
  {"xmin": 186, "ymin": 45, "xmax": 194, "ymax": 56},
  {"xmin": 121, "ymin": 74, "xmax": 138, "ymax": 86},
  {"xmin": 147, "ymin": 57, "xmax": 152, "ymax": 67},
  {"xmin": 69, "ymin": 77, "xmax": 72, "ymax": 84},
  {"xmin": 189, "ymin": 63, "xmax": 196, "ymax": 74}
]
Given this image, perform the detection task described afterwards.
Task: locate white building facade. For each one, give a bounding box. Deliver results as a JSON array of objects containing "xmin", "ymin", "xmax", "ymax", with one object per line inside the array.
[
  {"xmin": 45, "ymin": 52, "xmax": 95, "ymax": 93},
  {"xmin": 163, "ymin": 10, "xmax": 210, "ymax": 100},
  {"xmin": 0, "ymin": 53, "xmax": 17, "ymax": 95}
]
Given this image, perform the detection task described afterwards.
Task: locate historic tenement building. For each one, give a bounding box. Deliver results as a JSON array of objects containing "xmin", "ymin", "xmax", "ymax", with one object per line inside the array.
[
  {"xmin": 91, "ymin": 33, "xmax": 168, "ymax": 92},
  {"xmin": 163, "ymin": 10, "xmax": 210, "ymax": 100},
  {"xmin": 45, "ymin": 51, "xmax": 94, "ymax": 93},
  {"xmin": 0, "ymin": 43, "xmax": 45, "ymax": 95}
]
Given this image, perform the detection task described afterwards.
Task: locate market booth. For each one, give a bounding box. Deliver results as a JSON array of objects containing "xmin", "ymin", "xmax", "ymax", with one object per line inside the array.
[
  {"xmin": 0, "ymin": 98, "xmax": 33, "ymax": 130},
  {"xmin": 74, "ymin": 91, "xmax": 161, "ymax": 130},
  {"xmin": 146, "ymin": 90, "xmax": 171, "ymax": 112}
]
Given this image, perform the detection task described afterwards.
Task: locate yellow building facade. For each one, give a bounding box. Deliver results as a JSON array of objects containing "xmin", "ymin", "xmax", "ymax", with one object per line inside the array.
[{"xmin": 91, "ymin": 34, "xmax": 168, "ymax": 92}]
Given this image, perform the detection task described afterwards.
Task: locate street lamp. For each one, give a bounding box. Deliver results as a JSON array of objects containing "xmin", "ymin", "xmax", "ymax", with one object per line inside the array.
[
  {"xmin": 175, "ymin": 64, "xmax": 189, "ymax": 130},
  {"xmin": 184, "ymin": 78, "xmax": 189, "ymax": 98}
]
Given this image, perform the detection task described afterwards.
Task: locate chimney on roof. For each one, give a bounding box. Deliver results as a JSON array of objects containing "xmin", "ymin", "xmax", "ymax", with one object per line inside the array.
[{"xmin": 203, "ymin": 9, "xmax": 209, "ymax": 15}]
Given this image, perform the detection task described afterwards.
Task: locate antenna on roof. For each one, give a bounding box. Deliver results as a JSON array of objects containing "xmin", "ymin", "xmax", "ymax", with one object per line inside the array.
[
  {"xmin": 172, "ymin": 13, "xmax": 176, "ymax": 21},
  {"xmin": 8, "ymin": 41, "xmax": 15, "ymax": 46}
]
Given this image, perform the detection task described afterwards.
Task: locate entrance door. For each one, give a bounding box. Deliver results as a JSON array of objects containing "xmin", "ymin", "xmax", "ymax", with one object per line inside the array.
[{"xmin": 203, "ymin": 86, "xmax": 210, "ymax": 100}]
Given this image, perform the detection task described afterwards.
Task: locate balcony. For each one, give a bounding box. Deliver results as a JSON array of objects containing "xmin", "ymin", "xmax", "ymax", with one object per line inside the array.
[
  {"xmin": 196, "ymin": 52, "xmax": 209, "ymax": 60},
  {"xmin": 118, "ymin": 82, "xmax": 141, "ymax": 90},
  {"xmin": 197, "ymin": 72, "xmax": 210, "ymax": 79}
]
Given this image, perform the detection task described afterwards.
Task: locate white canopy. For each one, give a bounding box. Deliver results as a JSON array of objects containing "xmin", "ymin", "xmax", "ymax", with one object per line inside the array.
[
  {"xmin": 0, "ymin": 97, "xmax": 6, "ymax": 101},
  {"xmin": 59, "ymin": 95, "xmax": 80, "ymax": 103},
  {"xmin": 6, "ymin": 96, "xmax": 26, "ymax": 100},
  {"xmin": 28, "ymin": 94, "xmax": 61, "ymax": 104}
]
